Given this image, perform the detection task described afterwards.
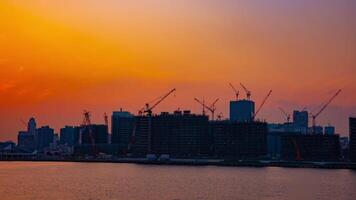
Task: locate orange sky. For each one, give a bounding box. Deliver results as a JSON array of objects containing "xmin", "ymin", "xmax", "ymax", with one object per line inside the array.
[{"xmin": 0, "ymin": 0, "xmax": 355, "ymax": 141}]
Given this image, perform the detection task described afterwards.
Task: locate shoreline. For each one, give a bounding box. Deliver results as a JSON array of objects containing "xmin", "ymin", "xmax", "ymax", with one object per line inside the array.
[{"xmin": 1, "ymin": 158, "xmax": 355, "ymax": 170}]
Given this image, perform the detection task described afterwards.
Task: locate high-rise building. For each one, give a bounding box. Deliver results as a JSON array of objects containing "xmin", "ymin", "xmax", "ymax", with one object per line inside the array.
[
  {"xmin": 229, "ymin": 100, "xmax": 255, "ymax": 122},
  {"xmin": 80, "ymin": 124, "xmax": 108, "ymax": 144},
  {"xmin": 17, "ymin": 131, "xmax": 35, "ymax": 151},
  {"xmin": 150, "ymin": 110, "xmax": 209, "ymax": 156},
  {"xmin": 27, "ymin": 117, "xmax": 37, "ymax": 135},
  {"xmin": 111, "ymin": 110, "xmax": 135, "ymax": 147},
  {"xmin": 60, "ymin": 126, "xmax": 79, "ymax": 146},
  {"xmin": 293, "ymin": 110, "xmax": 308, "ymax": 133},
  {"xmin": 35, "ymin": 126, "xmax": 54, "ymax": 151},
  {"xmin": 350, "ymin": 117, "xmax": 356, "ymax": 162}
]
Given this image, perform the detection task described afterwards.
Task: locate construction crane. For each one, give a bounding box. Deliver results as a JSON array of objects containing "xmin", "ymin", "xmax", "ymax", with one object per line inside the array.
[
  {"xmin": 229, "ymin": 83, "xmax": 239, "ymax": 101},
  {"xmin": 104, "ymin": 112, "xmax": 109, "ymax": 128},
  {"xmin": 254, "ymin": 90, "xmax": 272, "ymax": 119},
  {"xmin": 194, "ymin": 98, "xmax": 219, "ymax": 120},
  {"xmin": 217, "ymin": 112, "xmax": 224, "ymax": 120},
  {"xmin": 278, "ymin": 107, "xmax": 291, "ymax": 123},
  {"xmin": 82, "ymin": 110, "xmax": 97, "ymax": 156},
  {"xmin": 312, "ymin": 89, "xmax": 342, "ymax": 133},
  {"xmin": 292, "ymin": 139, "xmax": 302, "ymax": 161},
  {"xmin": 240, "ymin": 83, "xmax": 251, "ymax": 100},
  {"xmin": 104, "ymin": 112, "xmax": 110, "ymax": 143},
  {"xmin": 142, "ymin": 88, "xmax": 176, "ymax": 116}
]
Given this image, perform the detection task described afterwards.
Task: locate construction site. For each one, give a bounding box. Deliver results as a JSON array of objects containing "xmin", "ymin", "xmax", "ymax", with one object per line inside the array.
[{"xmin": 2, "ymin": 83, "xmax": 352, "ymax": 168}]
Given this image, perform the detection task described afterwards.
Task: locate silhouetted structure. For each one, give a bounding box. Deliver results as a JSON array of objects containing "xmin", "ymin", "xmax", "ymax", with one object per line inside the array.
[
  {"xmin": 111, "ymin": 110, "xmax": 135, "ymax": 148},
  {"xmin": 17, "ymin": 118, "xmax": 38, "ymax": 151},
  {"xmin": 229, "ymin": 100, "xmax": 255, "ymax": 122},
  {"xmin": 150, "ymin": 111, "xmax": 210, "ymax": 157},
  {"xmin": 18, "ymin": 131, "xmax": 35, "ymax": 151},
  {"xmin": 60, "ymin": 126, "xmax": 79, "ymax": 146},
  {"xmin": 281, "ymin": 134, "xmax": 340, "ymax": 161},
  {"xmin": 350, "ymin": 117, "xmax": 356, "ymax": 162},
  {"xmin": 80, "ymin": 124, "xmax": 108, "ymax": 144},
  {"xmin": 210, "ymin": 121, "xmax": 267, "ymax": 159},
  {"xmin": 35, "ymin": 126, "xmax": 54, "ymax": 151},
  {"xmin": 131, "ymin": 116, "xmax": 151, "ymax": 155},
  {"xmin": 293, "ymin": 110, "xmax": 308, "ymax": 134}
]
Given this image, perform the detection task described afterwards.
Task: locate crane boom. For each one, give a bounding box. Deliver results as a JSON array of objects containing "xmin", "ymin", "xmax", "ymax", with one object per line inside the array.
[
  {"xmin": 312, "ymin": 89, "xmax": 342, "ymax": 131},
  {"xmin": 240, "ymin": 83, "xmax": 251, "ymax": 100},
  {"xmin": 194, "ymin": 97, "xmax": 219, "ymax": 120},
  {"xmin": 229, "ymin": 83, "xmax": 239, "ymax": 100},
  {"xmin": 254, "ymin": 90, "xmax": 272, "ymax": 119},
  {"xmin": 194, "ymin": 98, "xmax": 213, "ymax": 112},
  {"xmin": 144, "ymin": 88, "xmax": 176, "ymax": 116},
  {"xmin": 278, "ymin": 107, "xmax": 290, "ymax": 122},
  {"xmin": 210, "ymin": 98, "xmax": 220, "ymax": 108}
]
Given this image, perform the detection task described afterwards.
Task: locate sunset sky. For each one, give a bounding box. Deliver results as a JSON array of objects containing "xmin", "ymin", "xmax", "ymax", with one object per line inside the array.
[{"xmin": 0, "ymin": 0, "xmax": 355, "ymax": 141}]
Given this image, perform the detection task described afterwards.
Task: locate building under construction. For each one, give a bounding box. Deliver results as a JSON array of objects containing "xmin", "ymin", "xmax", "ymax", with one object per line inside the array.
[
  {"xmin": 150, "ymin": 110, "xmax": 209, "ymax": 157},
  {"xmin": 210, "ymin": 121, "xmax": 268, "ymax": 159},
  {"xmin": 280, "ymin": 134, "xmax": 340, "ymax": 161}
]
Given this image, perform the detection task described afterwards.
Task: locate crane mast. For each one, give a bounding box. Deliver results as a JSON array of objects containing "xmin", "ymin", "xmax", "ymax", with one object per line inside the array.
[
  {"xmin": 312, "ymin": 89, "xmax": 341, "ymax": 133},
  {"xmin": 240, "ymin": 83, "xmax": 251, "ymax": 100},
  {"xmin": 82, "ymin": 110, "xmax": 97, "ymax": 155},
  {"xmin": 194, "ymin": 98, "xmax": 219, "ymax": 120},
  {"xmin": 229, "ymin": 83, "xmax": 239, "ymax": 101}
]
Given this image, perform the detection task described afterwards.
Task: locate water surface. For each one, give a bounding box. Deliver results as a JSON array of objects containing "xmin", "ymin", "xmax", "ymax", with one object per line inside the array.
[{"xmin": 0, "ymin": 162, "xmax": 355, "ymax": 200}]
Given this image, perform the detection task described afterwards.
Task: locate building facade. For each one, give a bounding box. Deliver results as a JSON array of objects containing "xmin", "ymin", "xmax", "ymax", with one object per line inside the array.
[
  {"xmin": 229, "ymin": 100, "xmax": 255, "ymax": 122},
  {"xmin": 80, "ymin": 124, "xmax": 108, "ymax": 145},
  {"xmin": 60, "ymin": 126, "xmax": 79, "ymax": 146},
  {"xmin": 111, "ymin": 110, "xmax": 135, "ymax": 149},
  {"xmin": 281, "ymin": 134, "xmax": 340, "ymax": 161},
  {"xmin": 35, "ymin": 126, "xmax": 54, "ymax": 151},
  {"xmin": 150, "ymin": 111, "xmax": 209, "ymax": 157},
  {"xmin": 210, "ymin": 121, "xmax": 268, "ymax": 159}
]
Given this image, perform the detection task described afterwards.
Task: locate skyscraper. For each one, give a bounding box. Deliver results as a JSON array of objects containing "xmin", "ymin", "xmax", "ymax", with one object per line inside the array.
[
  {"xmin": 27, "ymin": 117, "xmax": 36, "ymax": 135},
  {"xmin": 350, "ymin": 117, "xmax": 356, "ymax": 162}
]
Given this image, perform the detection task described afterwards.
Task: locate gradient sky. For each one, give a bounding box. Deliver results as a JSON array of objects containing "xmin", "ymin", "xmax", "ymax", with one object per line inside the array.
[{"xmin": 0, "ymin": 0, "xmax": 355, "ymax": 141}]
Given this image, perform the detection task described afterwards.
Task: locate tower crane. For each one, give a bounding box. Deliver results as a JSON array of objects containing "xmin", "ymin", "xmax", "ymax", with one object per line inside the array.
[
  {"xmin": 312, "ymin": 89, "xmax": 341, "ymax": 133},
  {"xmin": 240, "ymin": 83, "xmax": 251, "ymax": 100},
  {"xmin": 141, "ymin": 88, "xmax": 176, "ymax": 116},
  {"xmin": 104, "ymin": 112, "xmax": 109, "ymax": 128},
  {"xmin": 104, "ymin": 112, "xmax": 110, "ymax": 143},
  {"xmin": 194, "ymin": 98, "xmax": 219, "ymax": 120},
  {"xmin": 229, "ymin": 83, "xmax": 239, "ymax": 101},
  {"xmin": 254, "ymin": 90, "xmax": 272, "ymax": 119},
  {"xmin": 278, "ymin": 107, "xmax": 291, "ymax": 123},
  {"xmin": 82, "ymin": 110, "xmax": 97, "ymax": 156}
]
